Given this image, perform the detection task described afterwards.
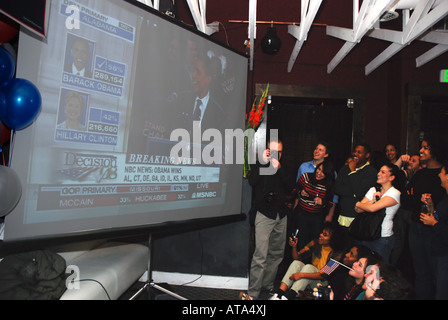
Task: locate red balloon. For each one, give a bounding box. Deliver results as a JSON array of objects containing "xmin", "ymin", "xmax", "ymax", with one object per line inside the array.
[{"xmin": 0, "ymin": 15, "xmax": 19, "ymax": 44}]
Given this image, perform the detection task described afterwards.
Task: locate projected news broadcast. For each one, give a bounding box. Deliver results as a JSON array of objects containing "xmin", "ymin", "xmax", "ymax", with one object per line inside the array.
[{"xmin": 3, "ymin": 0, "xmax": 247, "ymax": 241}]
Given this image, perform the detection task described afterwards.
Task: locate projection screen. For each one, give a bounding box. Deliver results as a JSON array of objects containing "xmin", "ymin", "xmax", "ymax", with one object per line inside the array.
[{"xmin": 2, "ymin": 0, "xmax": 247, "ymax": 241}]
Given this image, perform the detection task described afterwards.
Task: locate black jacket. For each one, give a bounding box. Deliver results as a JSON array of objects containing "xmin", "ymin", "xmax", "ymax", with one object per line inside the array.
[
  {"xmin": 334, "ymin": 163, "xmax": 378, "ymax": 219},
  {"xmin": 0, "ymin": 250, "xmax": 67, "ymax": 300},
  {"xmin": 249, "ymin": 162, "xmax": 292, "ymax": 220}
]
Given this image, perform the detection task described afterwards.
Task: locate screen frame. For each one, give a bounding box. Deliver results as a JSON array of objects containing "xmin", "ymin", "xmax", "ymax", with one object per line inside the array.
[{"xmin": 1, "ymin": 0, "xmax": 248, "ymax": 247}]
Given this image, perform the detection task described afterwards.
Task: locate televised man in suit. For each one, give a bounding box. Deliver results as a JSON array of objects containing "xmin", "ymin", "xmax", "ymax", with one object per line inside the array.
[
  {"xmin": 166, "ymin": 53, "xmax": 227, "ymax": 164},
  {"xmin": 64, "ymin": 36, "xmax": 93, "ymax": 78},
  {"xmin": 187, "ymin": 54, "xmax": 225, "ymax": 133}
]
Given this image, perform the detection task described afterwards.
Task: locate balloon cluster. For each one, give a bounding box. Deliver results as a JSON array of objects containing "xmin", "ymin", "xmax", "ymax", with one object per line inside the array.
[
  {"xmin": 0, "ymin": 38, "xmax": 41, "ymax": 217},
  {"xmin": 0, "ymin": 46, "xmax": 42, "ymax": 130}
]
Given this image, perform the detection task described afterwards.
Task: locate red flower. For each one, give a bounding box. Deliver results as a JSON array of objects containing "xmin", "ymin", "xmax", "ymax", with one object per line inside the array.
[{"xmin": 246, "ymin": 83, "xmax": 269, "ymax": 130}]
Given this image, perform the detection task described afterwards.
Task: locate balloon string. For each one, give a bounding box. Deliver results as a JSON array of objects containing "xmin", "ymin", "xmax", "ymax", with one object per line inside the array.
[{"xmin": 8, "ymin": 130, "xmax": 15, "ymax": 168}]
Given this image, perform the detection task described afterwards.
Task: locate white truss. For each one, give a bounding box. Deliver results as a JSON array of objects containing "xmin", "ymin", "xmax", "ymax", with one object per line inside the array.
[
  {"xmin": 150, "ymin": 0, "xmax": 448, "ymax": 75},
  {"xmin": 287, "ymin": 0, "xmax": 323, "ymax": 72},
  {"xmin": 185, "ymin": 0, "xmax": 219, "ymax": 36},
  {"xmin": 326, "ymin": 0, "xmax": 396, "ymax": 74},
  {"xmin": 136, "ymin": 0, "xmax": 160, "ymax": 10},
  {"xmin": 327, "ymin": 0, "xmax": 448, "ymax": 75}
]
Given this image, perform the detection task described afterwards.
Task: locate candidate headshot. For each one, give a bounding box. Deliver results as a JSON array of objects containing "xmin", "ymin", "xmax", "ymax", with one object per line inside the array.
[
  {"xmin": 57, "ymin": 90, "xmax": 88, "ymax": 131},
  {"xmin": 64, "ymin": 35, "xmax": 94, "ymax": 78}
]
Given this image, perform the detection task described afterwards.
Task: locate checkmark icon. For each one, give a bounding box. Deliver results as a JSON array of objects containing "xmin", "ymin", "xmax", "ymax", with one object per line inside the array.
[{"xmin": 96, "ymin": 57, "xmax": 107, "ymax": 69}]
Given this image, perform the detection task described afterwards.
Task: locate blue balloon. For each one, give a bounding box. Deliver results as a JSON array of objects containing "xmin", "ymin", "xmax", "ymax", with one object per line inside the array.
[
  {"xmin": 0, "ymin": 78, "xmax": 41, "ymax": 130},
  {"xmin": 0, "ymin": 46, "xmax": 15, "ymax": 85}
]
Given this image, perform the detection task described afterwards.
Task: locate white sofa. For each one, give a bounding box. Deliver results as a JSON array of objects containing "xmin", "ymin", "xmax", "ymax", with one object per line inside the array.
[{"xmin": 55, "ymin": 240, "xmax": 149, "ymax": 300}]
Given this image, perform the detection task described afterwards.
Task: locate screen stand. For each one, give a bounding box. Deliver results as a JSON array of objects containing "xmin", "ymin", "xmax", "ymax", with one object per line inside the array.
[{"xmin": 129, "ymin": 233, "xmax": 187, "ymax": 300}]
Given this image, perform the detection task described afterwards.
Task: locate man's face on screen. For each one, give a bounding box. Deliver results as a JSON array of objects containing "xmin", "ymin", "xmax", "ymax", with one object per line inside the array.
[
  {"xmin": 71, "ymin": 39, "xmax": 89, "ymax": 71},
  {"xmin": 192, "ymin": 58, "xmax": 211, "ymax": 99}
]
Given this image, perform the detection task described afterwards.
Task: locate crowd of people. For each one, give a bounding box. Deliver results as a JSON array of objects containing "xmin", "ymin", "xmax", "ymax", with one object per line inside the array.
[{"xmin": 240, "ymin": 133, "xmax": 448, "ymax": 300}]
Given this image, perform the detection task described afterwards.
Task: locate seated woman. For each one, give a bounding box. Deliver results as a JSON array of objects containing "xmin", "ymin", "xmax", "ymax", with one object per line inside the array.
[
  {"xmin": 293, "ymin": 160, "xmax": 336, "ymax": 250},
  {"xmin": 327, "ymin": 244, "xmax": 375, "ymax": 300},
  {"xmin": 270, "ymin": 222, "xmax": 341, "ymax": 300},
  {"xmin": 354, "ymin": 163, "xmax": 401, "ymax": 262},
  {"xmin": 342, "ymin": 252, "xmax": 381, "ymax": 300}
]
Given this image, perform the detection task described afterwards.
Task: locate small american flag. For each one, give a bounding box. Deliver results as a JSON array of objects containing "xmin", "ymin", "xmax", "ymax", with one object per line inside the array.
[{"xmin": 320, "ymin": 258, "xmax": 340, "ymax": 275}]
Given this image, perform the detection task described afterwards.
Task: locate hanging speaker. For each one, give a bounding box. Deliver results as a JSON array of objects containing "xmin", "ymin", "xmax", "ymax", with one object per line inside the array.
[{"xmin": 261, "ymin": 26, "xmax": 281, "ymax": 54}]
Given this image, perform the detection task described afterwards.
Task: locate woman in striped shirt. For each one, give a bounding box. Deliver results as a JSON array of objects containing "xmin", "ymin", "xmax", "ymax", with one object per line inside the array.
[{"xmin": 293, "ymin": 160, "xmax": 335, "ymax": 250}]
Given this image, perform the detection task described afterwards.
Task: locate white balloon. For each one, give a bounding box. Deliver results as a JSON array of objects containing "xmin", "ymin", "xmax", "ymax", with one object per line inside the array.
[{"xmin": 0, "ymin": 165, "xmax": 22, "ymax": 217}]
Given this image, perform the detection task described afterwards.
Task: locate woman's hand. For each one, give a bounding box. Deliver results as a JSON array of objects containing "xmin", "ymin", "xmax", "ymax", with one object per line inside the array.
[
  {"xmin": 372, "ymin": 191, "xmax": 382, "ymax": 202},
  {"xmin": 300, "ymin": 189, "xmax": 309, "ymax": 198},
  {"xmin": 288, "ymin": 237, "xmax": 298, "ymax": 248},
  {"xmin": 289, "ymin": 272, "xmax": 304, "ymax": 281},
  {"xmin": 354, "ymin": 201, "xmax": 363, "ymax": 213}
]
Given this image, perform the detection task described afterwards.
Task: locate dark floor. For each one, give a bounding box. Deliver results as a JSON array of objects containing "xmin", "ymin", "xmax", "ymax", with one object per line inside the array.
[
  {"xmin": 119, "ymin": 281, "xmax": 239, "ymax": 300},
  {"xmin": 119, "ymin": 251, "xmax": 288, "ymax": 300},
  {"xmin": 119, "ymin": 281, "xmax": 275, "ymax": 300}
]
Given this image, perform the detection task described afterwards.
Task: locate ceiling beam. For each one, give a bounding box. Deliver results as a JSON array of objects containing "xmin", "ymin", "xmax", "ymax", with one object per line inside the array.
[
  {"xmin": 287, "ymin": 0, "xmax": 323, "ymax": 72},
  {"xmin": 416, "ymin": 30, "xmax": 448, "ymax": 67},
  {"xmin": 365, "ymin": 0, "xmax": 448, "ymax": 75},
  {"xmin": 185, "ymin": 0, "xmax": 219, "ymax": 35},
  {"xmin": 136, "ymin": 0, "xmax": 159, "ymax": 10},
  {"xmin": 420, "ymin": 29, "xmax": 448, "ymax": 46},
  {"xmin": 326, "ymin": 0, "xmax": 396, "ymax": 74},
  {"xmin": 416, "ymin": 44, "xmax": 448, "ymax": 67},
  {"xmin": 248, "ymin": 0, "xmax": 257, "ymax": 71}
]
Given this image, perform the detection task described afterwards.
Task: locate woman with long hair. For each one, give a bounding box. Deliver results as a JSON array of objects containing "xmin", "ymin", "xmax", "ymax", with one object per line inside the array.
[
  {"xmin": 419, "ymin": 158, "xmax": 448, "ymax": 299},
  {"xmin": 271, "ymin": 222, "xmax": 341, "ymax": 300},
  {"xmin": 343, "ymin": 253, "xmax": 381, "ymax": 300},
  {"xmin": 293, "ymin": 160, "xmax": 336, "ymax": 249},
  {"xmin": 384, "ymin": 143, "xmax": 399, "ymax": 164},
  {"xmin": 402, "ymin": 133, "xmax": 447, "ymax": 299},
  {"xmin": 354, "ymin": 163, "xmax": 401, "ymax": 262}
]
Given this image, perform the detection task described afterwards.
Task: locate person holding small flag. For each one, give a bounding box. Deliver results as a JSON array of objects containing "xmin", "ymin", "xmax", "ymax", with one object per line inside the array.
[
  {"xmin": 269, "ymin": 222, "xmax": 342, "ymax": 300},
  {"xmin": 326, "ymin": 245, "xmax": 378, "ymax": 300}
]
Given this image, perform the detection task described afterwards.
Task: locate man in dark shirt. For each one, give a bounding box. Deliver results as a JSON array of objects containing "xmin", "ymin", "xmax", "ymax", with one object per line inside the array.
[
  {"xmin": 334, "ymin": 143, "xmax": 377, "ymax": 250},
  {"xmin": 247, "ymin": 138, "xmax": 292, "ymax": 298}
]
